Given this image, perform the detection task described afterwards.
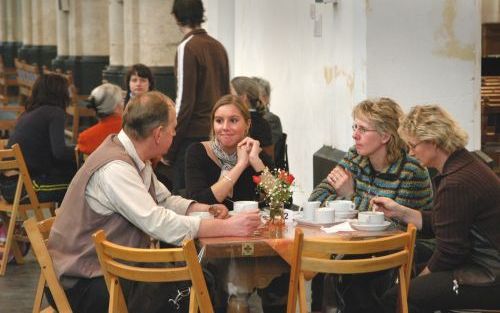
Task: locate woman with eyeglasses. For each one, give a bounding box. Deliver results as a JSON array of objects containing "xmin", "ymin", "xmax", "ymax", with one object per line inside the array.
[
  {"xmin": 308, "ymin": 98, "xmax": 434, "ymax": 313},
  {"xmin": 373, "ymin": 105, "xmax": 500, "ymax": 313},
  {"xmin": 309, "ymin": 97, "xmax": 432, "ymax": 212}
]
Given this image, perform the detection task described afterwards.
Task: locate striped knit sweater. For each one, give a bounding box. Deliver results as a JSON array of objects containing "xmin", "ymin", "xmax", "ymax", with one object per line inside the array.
[{"xmin": 309, "ymin": 146, "xmax": 433, "ymax": 212}]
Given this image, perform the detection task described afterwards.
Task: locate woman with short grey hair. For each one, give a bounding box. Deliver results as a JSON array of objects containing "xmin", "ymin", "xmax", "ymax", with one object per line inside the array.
[{"xmin": 77, "ymin": 83, "xmax": 124, "ymax": 154}]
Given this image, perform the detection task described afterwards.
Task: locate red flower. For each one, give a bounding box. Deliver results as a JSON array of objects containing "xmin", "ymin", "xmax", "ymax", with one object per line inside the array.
[
  {"xmin": 252, "ymin": 175, "xmax": 261, "ymax": 184},
  {"xmin": 278, "ymin": 170, "xmax": 295, "ymax": 185}
]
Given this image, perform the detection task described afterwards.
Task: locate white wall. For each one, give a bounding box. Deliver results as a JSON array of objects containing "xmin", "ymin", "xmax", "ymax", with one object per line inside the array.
[
  {"xmin": 205, "ymin": 0, "xmax": 481, "ymax": 202},
  {"xmin": 366, "ymin": 0, "xmax": 481, "ymax": 148}
]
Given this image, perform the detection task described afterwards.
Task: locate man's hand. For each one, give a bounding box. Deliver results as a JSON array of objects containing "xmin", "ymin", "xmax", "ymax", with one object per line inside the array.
[
  {"xmin": 208, "ymin": 204, "xmax": 229, "ymax": 219},
  {"xmin": 225, "ymin": 209, "xmax": 261, "ymax": 236}
]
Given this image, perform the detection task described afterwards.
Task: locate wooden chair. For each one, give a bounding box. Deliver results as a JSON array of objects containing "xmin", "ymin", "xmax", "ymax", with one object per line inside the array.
[
  {"xmin": 24, "ymin": 217, "xmax": 72, "ymax": 313},
  {"xmin": 73, "ymin": 146, "xmax": 89, "ymax": 169},
  {"xmin": 42, "ymin": 67, "xmax": 95, "ymax": 143},
  {"xmin": 286, "ymin": 224, "xmax": 417, "ymax": 313},
  {"xmin": 0, "ymin": 144, "xmax": 56, "ymax": 276},
  {"xmin": 15, "ymin": 58, "xmax": 39, "ymax": 107},
  {"xmin": 0, "ymin": 55, "xmax": 20, "ymax": 107},
  {"xmin": 92, "ymin": 230, "xmax": 213, "ymax": 313},
  {"xmin": 0, "ymin": 56, "xmax": 23, "ymax": 136}
]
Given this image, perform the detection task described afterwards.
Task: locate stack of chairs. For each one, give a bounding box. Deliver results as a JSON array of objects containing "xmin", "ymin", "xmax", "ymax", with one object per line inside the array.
[
  {"xmin": 0, "ymin": 57, "xmax": 23, "ymax": 136},
  {"xmin": 0, "ymin": 55, "xmax": 19, "ymax": 108},
  {"xmin": 480, "ymin": 76, "xmax": 500, "ymax": 174}
]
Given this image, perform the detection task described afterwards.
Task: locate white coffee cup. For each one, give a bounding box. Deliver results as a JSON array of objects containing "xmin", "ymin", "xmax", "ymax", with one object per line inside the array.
[
  {"xmin": 188, "ymin": 212, "xmax": 214, "ymax": 220},
  {"xmin": 357, "ymin": 211, "xmax": 385, "ymax": 225},
  {"xmin": 328, "ymin": 200, "xmax": 355, "ymax": 212},
  {"xmin": 315, "ymin": 207, "xmax": 335, "ymax": 223},
  {"xmin": 302, "ymin": 201, "xmax": 320, "ymax": 220},
  {"xmin": 233, "ymin": 201, "xmax": 258, "ymax": 213}
]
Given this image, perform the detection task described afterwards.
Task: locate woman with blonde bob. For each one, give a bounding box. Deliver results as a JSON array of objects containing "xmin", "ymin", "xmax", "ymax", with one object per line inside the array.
[
  {"xmin": 184, "ymin": 94, "xmax": 273, "ymax": 210},
  {"xmin": 374, "ymin": 105, "xmax": 500, "ymax": 313}
]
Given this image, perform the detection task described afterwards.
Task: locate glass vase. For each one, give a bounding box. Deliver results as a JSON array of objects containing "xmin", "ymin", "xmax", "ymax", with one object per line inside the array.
[{"xmin": 268, "ymin": 202, "xmax": 285, "ymax": 238}]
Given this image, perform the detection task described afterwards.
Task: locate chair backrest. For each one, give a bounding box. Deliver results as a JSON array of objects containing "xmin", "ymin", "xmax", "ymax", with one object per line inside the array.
[
  {"xmin": 274, "ymin": 132, "xmax": 289, "ymax": 171},
  {"xmin": 92, "ymin": 230, "xmax": 214, "ymax": 313},
  {"xmin": 24, "ymin": 217, "xmax": 73, "ymax": 313},
  {"xmin": 287, "ymin": 224, "xmax": 417, "ymax": 313},
  {"xmin": 0, "ymin": 144, "xmax": 45, "ymax": 218},
  {"xmin": 14, "ymin": 58, "xmax": 39, "ymax": 99}
]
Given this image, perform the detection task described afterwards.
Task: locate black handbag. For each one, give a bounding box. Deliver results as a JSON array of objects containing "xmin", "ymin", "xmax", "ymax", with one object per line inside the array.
[{"xmin": 453, "ymin": 226, "xmax": 500, "ymax": 286}]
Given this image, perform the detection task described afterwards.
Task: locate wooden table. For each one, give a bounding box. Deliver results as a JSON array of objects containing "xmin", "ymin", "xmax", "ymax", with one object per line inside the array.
[{"xmin": 197, "ymin": 223, "xmax": 399, "ymax": 310}]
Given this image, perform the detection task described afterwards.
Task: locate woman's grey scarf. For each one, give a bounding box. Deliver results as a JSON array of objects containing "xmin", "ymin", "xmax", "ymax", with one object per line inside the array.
[{"xmin": 211, "ymin": 139, "xmax": 237, "ymax": 171}]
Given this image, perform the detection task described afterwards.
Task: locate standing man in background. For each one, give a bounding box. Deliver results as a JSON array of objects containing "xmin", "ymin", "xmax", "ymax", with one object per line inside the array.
[{"xmin": 169, "ymin": 0, "xmax": 230, "ymax": 194}]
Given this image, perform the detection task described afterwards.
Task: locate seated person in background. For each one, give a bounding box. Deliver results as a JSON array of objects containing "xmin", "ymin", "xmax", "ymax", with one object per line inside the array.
[
  {"xmin": 231, "ymin": 76, "xmax": 274, "ymax": 160},
  {"xmin": 123, "ymin": 63, "xmax": 154, "ymax": 106},
  {"xmin": 47, "ymin": 91, "xmax": 261, "ymax": 313},
  {"xmin": 3, "ymin": 74, "xmax": 76, "ymax": 203},
  {"xmin": 308, "ymin": 98, "xmax": 433, "ymax": 313},
  {"xmin": 252, "ymin": 76, "xmax": 283, "ymax": 146},
  {"xmin": 77, "ymin": 83, "xmax": 123, "ymax": 155},
  {"xmin": 374, "ymin": 105, "xmax": 500, "ymax": 313},
  {"xmin": 185, "ymin": 94, "xmax": 273, "ymax": 210}
]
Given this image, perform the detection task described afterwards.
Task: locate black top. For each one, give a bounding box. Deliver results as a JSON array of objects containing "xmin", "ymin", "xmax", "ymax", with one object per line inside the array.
[
  {"xmin": 250, "ymin": 111, "xmax": 273, "ymax": 148},
  {"xmin": 8, "ymin": 106, "xmax": 75, "ymax": 177},
  {"xmin": 185, "ymin": 142, "xmax": 274, "ymax": 210}
]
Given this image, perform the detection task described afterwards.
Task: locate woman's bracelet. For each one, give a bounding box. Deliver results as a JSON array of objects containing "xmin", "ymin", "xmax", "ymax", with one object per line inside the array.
[{"xmin": 222, "ymin": 174, "xmax": 234, "ymax": 184}]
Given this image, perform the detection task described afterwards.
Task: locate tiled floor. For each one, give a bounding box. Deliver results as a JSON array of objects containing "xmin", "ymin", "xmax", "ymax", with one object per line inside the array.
[{"xmin": 0, "ymin": 252, "xmax": 42, "ymax": 313}]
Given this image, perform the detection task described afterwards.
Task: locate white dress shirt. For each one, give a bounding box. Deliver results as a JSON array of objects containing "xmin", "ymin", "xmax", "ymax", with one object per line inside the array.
[{"xmin": 85, "ymin": 130, "xmax": 200, "ymax": 245}]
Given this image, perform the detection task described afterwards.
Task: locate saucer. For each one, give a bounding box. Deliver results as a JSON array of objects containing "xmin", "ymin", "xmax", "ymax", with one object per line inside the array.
[
  {"xmin": 294, "ymin": 216, "xmax": 339, "ymax": 227},
  {"xmin": 349, "ymin": 220, "xmax": 391, "ymax": 232}
]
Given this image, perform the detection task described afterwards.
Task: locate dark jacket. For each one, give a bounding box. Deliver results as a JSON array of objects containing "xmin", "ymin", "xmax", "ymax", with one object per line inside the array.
[{"xmin": 422, "ymin": 149, "xmax": 500, "ymax": 272}]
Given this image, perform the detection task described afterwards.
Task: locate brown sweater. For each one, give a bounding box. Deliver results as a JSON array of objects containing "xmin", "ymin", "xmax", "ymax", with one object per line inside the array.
[
  {"xmin": 422, "ymin": 149, "xmax": 500, "ymax": 272},
  {"xmin": 172, "ymin": 28, "xmax": 229, "ymax": 151}
]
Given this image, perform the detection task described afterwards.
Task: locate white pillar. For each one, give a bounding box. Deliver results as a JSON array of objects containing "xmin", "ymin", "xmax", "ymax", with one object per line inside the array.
[
  {"xmin": 123, "ymin": 0, "xmax": 140, "ymax": 66},
  {"xmin": 53, "ymin": 0, "xmax": 69, "ymax": 69},
  {"xmin": 0, "ymin": 0, "xmax": 5, "ymax": 44},
  {"xmin": 137, "ymin": 0, "xmax": 180, "ymax": 67},
  {"xmin": 122, "ymin": 0, "xmax": 181, "ymax": 97},
  {"xmin": 66, "ymin": 0, "xmax": 109, "ymax": 94},
  {"xmin": 102, "ymin": 0, "xmax": 125, "ymax": 86},
  {"xmin": 38, "ymin": 0, "xmax": 57, "ymax": 67},
  {"xmin": 0, "ymin": 0, "xmax": 21, "ymax": 66}
]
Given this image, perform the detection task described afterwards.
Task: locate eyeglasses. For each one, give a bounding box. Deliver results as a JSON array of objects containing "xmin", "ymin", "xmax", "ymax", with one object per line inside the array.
[
  {"xmin": 352, "ymin": 124, "xmax": 378, "ymax": 135},
  {"xmin": 407, "ymin": 141, "xmax": 423, "ymax": 150}
]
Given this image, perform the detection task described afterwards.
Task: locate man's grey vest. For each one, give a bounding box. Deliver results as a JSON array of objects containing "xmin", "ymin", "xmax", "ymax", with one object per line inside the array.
[{"xmin": 48, "ymin": 135, "xmax": 155, "ymax": 280}]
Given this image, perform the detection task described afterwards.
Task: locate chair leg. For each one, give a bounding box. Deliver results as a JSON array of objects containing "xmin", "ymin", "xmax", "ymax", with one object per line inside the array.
[
  {"xmin": 0, "ymin": 209, "xmax": 18, "ymax": 275},
  {"xmin": 11, "ymin": 238, "xmax": 25, "ymax": 265},
  {"xmin": 298, "ymin": 273, "xmax": 307, "ymax": 313},
  {"xmin": 398, "ymin": 267, "xmax": 409, "ymax": 313},
  {"xmin": 32, "ymin": 273, "xmax": 46, "ymax": 313},
  {"xmin": 189, "ymin": 291, "xmax": 198, "ymax": 313}
]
